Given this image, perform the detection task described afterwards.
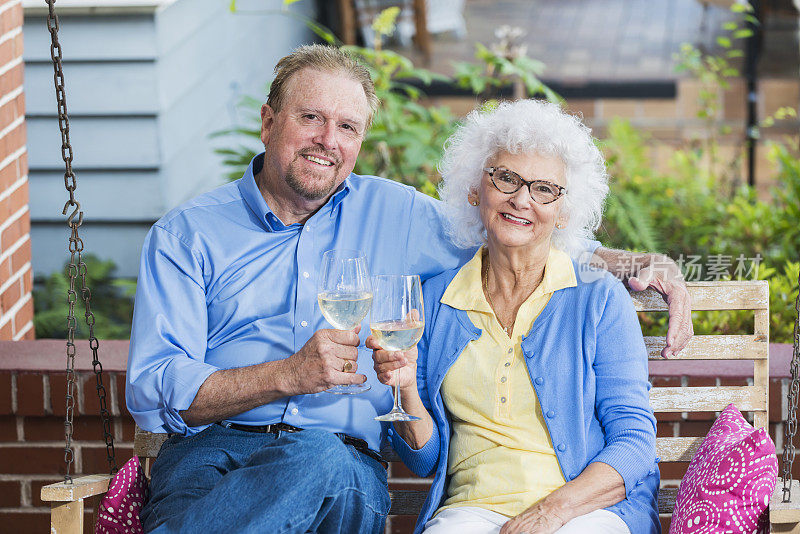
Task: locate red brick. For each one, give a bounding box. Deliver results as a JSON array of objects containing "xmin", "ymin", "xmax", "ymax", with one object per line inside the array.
[
  {"xmin": 0, "ymin": 446, "xmax": 66, "ymax": 474},
  {"xmin": 121, "ymin": 416, "xmax": 137, "ymax": 441},
  {"xmin": 116, "ymin": 374, "xmax": 127, "ymax": 416},
  {"xmin": 770, "ymin": 378, "xmax": 785, "ymax": 423},
  {"xmin": 15, "ymin": 372, "xmax": 44, "ymax": 416},
  {"xmin": 11, "ymin": 236, "xmax": 30, "ymax": 273},
  {"xmin": 81, "ymin": 372, "xmax": 115, "ymax": 416},
  {"xmin": 0, "ymin": 372, "xmax": 12, "ymax": 413},
  {"xmin": 0, "ymin": 60, "xmax": 22, "ymax": 97},
  {"xmin": 24, "ymin": 415, "xmax": 107, "ymax": 443},
  {"xmin": 0, "ymin": 278, "xmax": 20, "ymax": 311},
  {"xmin": 12, "ymin": 31, "xmax": 22, "ymax": 60},
  {"xmin": 81, "ymin": 445, "xmax": 134, "ymax": 475},
  {"xmin": 13, "ymin": 295, "xmax": 33, "ymax": 333},
  {"xmin": 48, "ymin": 372, "xmax": 69, "ymax": 417},
  {"xmin": 0, "ymin": 154, "xmax": 18, "ymax": 190},
  {"xmin": 0, "ymin": 512, "xmax": 51, "ymax": 534},
  {"xmin": 0, "ymin": 480, "xmax": 21, "ymax": 507},
  {"xmin": 0, "ymin": 320, "xmax": 12, "ymax": 339},
  {"xmin": 0, "ymin": 414, "xmax": 16, "ymax": 440}
]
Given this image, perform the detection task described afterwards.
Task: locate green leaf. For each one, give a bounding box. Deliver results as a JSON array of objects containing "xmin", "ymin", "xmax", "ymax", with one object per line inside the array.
[
  {"xmin": 228, "ymin": 0, "xmax": 236, "ymax": 12},
  {"xmin": 283, "ymin": 0, "xmax": 303, "ymax": 4},
  {"xmin": 733, "ymin": 29, "xmax": 753, "ymax": 39},
  {"xmin": 716, "ymin": 36, "xmax": 732, "ymax": 48}
]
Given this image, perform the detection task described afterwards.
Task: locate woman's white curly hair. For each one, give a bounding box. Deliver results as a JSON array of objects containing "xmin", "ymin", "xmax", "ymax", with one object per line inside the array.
[{"xmin": 437, "ymin": 99, "xmax": 608, "ymax": 256}]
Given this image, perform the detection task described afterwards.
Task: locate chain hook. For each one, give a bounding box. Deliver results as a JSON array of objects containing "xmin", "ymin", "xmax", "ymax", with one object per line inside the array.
[{"xmin": 62, "ymin": 199, "xmax": 83, "ymax": 227}]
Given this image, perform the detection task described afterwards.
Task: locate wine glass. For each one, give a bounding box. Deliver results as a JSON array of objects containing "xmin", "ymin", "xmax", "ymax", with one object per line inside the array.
[
  {"xmin": 317, "ymin": 249, "xmax": 373, "ymax": 394},
  {"xmin": 371, "ymin": 274, "xmax": 424, "ymax": 422}
]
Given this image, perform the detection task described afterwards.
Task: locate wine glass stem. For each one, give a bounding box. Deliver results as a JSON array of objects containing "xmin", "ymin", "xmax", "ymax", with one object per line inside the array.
[{"xmin": 393, "ymin": 368, "xmax": 402, "ymax": 411}]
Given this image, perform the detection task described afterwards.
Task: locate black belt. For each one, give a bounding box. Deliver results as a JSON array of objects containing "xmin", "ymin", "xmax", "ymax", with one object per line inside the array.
[{"xmin": 217, "ymin": 421, "xmax": 386, "ymax": 467}]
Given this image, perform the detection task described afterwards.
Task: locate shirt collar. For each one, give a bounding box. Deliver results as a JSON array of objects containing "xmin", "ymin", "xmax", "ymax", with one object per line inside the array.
[
  {"xmin": 237, "ymin": 152, "xmax": 352, "ymax": 232},
  {"xmin": 441, "ymin": 245, "xmax": 577, "ymax": 312}
]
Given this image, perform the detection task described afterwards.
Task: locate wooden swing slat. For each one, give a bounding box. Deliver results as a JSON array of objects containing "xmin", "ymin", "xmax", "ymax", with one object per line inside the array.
[
  {"xmin": 644, "ymin": 335, "xmax": 768, "ymax": 360},
  {"xmin": 649, "ymin": 385, "xmax": 766, "ymax": 412},
  {"xmin": 631, "ymin": 281, "xmax": 769, "ymax": 311},
  {"xmin": 40, "ymin": 474, "xmax": 113, "ymax": 501}
]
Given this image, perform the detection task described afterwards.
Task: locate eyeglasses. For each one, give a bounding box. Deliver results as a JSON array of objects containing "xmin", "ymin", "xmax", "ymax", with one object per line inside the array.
[{"xmin": 484, "ymin": 167, "xmax": 566, "ymax": 205}]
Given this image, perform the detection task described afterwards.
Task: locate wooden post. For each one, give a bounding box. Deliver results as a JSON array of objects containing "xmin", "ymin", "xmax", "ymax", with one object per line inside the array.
[
  {"xmin": 754, "ymin": 306, "xmax": 770, "ymax": 429},
  {"xmin": 412, "ymin": 0, "xmax": 431, "ymax": 64},
  {"xmin": 50, "ymin": 500, "xmax": 84, "ymax": 534},
  {"xmin": 338, "ymin": 0, "xmax": 356, "ymax": 45}
]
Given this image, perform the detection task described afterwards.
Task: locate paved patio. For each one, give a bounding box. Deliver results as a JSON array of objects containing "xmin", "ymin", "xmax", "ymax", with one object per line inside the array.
[{"xmin": 388, "ymin": 0, "xmax": 799, "ymax": 82}]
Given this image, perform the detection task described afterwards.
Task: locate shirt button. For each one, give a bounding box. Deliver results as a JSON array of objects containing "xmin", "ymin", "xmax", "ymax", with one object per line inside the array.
[
  {"xmin": 507, "ymin": 348, "xmax": 513, "ymax": 354},
  {"xmin": 546, "ymin": 410, "xmax": 555, "ymax": 418},
  {"xmin": 535, "ymin": 377, "xmax": 544, "ymax": 385},
  {"xmin": 302, "ymin": 271, "xmax": 310, "ymax": 279},
  {"xmin": 569, "ymin": 473, "xmax": 577, "ymax": 480},
  {"xmin": 557, "ymin": 443, "xmax": 566, "ymax": 452},
  {"xmin": 500, "ymin": 397, "xmax": 507, "ymax": 403},
  {"xmin": 290, "ymin": 408, "xmax": 298, "ymax": 415},
  {"xmin": 300, "ymin": 320, "xmax": 308, "ymax": 327},
  {"xmin": 500, "ymin": 377, "xmax": 507, "ymax": 383},
  {"xmin": 504, "ymin": 362, "xmax": 511, "ymax": 367}
]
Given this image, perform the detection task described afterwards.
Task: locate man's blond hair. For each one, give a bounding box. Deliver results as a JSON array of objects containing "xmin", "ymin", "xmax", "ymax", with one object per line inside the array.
[{"xmin": 267, "ymin": 44, "xmax": 379, "ymax": 128}]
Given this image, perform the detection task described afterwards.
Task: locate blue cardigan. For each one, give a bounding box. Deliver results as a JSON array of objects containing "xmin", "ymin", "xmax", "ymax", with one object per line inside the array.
[{"xmin": 388, "ymin": 261, "xmax": 661, "ymax": 534}]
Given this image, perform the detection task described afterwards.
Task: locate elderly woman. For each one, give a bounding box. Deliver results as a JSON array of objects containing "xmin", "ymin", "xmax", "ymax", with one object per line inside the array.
[{"xmin": 368, "ymin": 100, "xmax": 659, "ymax": 534}]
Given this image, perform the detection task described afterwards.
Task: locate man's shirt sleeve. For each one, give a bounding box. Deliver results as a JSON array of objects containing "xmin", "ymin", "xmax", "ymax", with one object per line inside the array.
[{"xmin": 125, "ymin": 225, "xmax": 219, "ymax": 436}]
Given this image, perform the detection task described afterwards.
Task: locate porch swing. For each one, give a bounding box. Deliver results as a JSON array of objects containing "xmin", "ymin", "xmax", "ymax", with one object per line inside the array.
[{"xmin": 35, "ymin": 0, "xmax": 800, "ymax": 532}]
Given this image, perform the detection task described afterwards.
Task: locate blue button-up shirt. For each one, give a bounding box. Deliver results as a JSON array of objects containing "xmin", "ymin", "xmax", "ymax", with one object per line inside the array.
[
  {"xmin": 126, "ymin": 154, "xmax": 477, "ymax": 451},
  {"xmin": 126, "ymin": 154, "xmax": 600, "ymax": 451}
]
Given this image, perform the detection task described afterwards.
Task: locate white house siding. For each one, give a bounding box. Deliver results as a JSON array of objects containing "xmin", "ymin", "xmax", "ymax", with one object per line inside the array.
[{"xmin": 23, "ymin": 0, "xmax": 314, "ymax": 276}]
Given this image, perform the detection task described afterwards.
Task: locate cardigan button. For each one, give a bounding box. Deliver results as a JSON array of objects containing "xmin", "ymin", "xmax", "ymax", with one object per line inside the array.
[
  {"xmin": 535, "ymin": 377, "xmax": 544, "ymax": 385},
  {"xmin": 557, "ymin": 443, "xmax": 566, "ymax": 452},
  {"xmin": 546, "ymin": 410, "xmax": 555, "ymax": 418}
]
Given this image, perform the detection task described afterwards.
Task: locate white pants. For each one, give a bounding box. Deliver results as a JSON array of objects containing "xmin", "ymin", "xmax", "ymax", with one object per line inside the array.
[{"xmin": 422, "ymin": 506, "xmax": 631, "ymax": 534}]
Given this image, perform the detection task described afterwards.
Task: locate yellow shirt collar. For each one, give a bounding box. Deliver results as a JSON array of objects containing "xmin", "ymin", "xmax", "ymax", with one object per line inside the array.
[{"xmin": 441, "ymin": 246, "xmax": 577, "ymax": 312}]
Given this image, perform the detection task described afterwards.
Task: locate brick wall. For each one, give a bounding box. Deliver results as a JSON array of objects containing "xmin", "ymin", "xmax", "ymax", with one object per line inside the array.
[
  {"xmin": 0, "ymin": 0, "xmax": 32, "ymax": 341},
  {"xmin": 0, "ymin": 341, "xmax": 797, "ymax": 533}
]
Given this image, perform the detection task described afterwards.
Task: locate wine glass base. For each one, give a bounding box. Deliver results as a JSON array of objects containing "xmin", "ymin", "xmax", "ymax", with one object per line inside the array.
[
  {"xmin": 374, "ymin": 409, "xmax": 420, "ymax": 422},
  {"xmin": 326, "ymin": 383, "xmax": 372, "ymax": 395}
]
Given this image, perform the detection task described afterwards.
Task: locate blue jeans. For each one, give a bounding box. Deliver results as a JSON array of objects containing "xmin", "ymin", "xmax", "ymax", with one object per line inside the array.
[{"xmin": 140, "ymin": 425, "xmax": 390, "ymax": 533}]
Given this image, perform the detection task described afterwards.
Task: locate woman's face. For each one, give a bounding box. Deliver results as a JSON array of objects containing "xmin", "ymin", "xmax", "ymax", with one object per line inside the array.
[{"xmin": 472, "ymin": 150, "xmax": 567, "ymax": 253}]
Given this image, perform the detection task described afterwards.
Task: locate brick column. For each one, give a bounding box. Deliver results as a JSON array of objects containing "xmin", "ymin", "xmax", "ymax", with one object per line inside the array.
[{"xmin": 0, "ymin": 0, "xmax": 33, "ymax": 341}]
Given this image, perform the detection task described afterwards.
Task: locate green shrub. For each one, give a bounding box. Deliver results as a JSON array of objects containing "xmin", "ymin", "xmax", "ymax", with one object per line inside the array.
[{"xmin": 33, "ymin": 255, "xmax": 136, "ymax": 339}]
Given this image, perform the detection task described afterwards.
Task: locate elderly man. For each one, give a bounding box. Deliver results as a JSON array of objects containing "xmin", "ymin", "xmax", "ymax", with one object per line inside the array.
[{"xmin": 127, "ymin": 44, "xmax": 691, "ymax": 533}]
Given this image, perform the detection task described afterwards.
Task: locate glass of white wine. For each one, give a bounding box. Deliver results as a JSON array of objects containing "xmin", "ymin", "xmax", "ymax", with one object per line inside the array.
[
  {"xmin": 371, "ymin": 274, "xmax": 424, "ymax": 422},
  {"xmin": 317, "ymin": 249, "xmax": 373, "ymax": 394}
]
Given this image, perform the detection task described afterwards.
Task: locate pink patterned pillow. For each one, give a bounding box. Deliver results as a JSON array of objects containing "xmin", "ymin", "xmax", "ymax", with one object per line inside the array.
[
  {"xmin": 94, "ymin": 456, "xmax": 147, "ymax": 534},
  {"xmin": 670, "ymin": 403, "xmax": 778, "ymax": 534}
]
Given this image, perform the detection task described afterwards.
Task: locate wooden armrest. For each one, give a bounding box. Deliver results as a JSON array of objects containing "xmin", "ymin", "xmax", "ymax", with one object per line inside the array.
[
  {"xmin": 41, "ymin": 474, "xmax": 113, "ymax": 502},
  {"xmin": 771, "ymin": 478, "xmax": 800, "ymax": 525}
]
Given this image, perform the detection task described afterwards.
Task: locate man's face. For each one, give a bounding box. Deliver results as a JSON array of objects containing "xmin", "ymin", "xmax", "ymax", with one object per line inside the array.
[{"xmin": 260, "ymin": 68, "xmax": 371, "ymax": 201}]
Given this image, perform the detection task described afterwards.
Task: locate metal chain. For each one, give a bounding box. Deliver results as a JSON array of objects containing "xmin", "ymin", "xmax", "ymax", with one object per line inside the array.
[
  {"xmin": 782, "ymin": 267, "xmax": 800, "ymax": 501},
  {"xmin": 46, "ymin": 0, "xmax": 117, "ymax": 481}
]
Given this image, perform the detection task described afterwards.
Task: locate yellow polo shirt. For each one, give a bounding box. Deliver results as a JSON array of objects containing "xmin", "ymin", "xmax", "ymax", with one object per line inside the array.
[{"xmin": 437, "ymin": 246, "xmax": 577, "ymax": 518}]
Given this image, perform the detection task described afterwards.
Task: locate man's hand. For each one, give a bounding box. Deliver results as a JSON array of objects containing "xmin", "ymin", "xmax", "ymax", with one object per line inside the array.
[
  {"xmin": 628, "ymin": 254, "xmax": 693, "ymax": 358},
  {"xmin": 593, "ymin": 248, "xmax": 693, "ymax": 358},
  {"xmin": 284, "ymin": 327, "xmax": 365, "ymax": 394},
  {"xmin": 499, "ymin": 503, "xmax": 566, "ymax": 534},
  {"xmin": 366, "ymin": 337, "xmax": 418, "ymax": 390}
]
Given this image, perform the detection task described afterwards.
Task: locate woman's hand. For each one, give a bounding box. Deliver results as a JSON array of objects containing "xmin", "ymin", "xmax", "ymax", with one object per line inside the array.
[
  {"xmin": 499, "ymin": 503, "xmax": 567, "ymax": 534},
  {"xmin": 365, "ymin": 336, "xmax": 418, "ymax": 390}
]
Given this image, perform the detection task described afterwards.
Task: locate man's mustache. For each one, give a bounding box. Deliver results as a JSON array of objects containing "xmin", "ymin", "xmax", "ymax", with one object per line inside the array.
[{"xmin": 297, "ymin": 148, "xmax": 340, "ymax": 166}]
